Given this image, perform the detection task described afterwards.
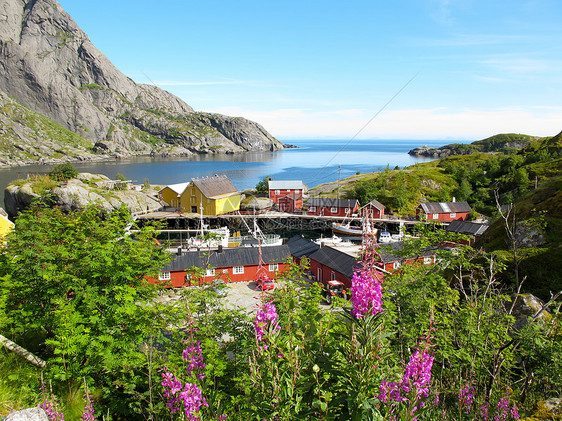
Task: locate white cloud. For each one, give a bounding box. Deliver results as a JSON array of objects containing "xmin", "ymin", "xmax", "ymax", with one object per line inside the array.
[{"xmin": 211, "ymin": 106, "xmax": 562, "ymax": 140}]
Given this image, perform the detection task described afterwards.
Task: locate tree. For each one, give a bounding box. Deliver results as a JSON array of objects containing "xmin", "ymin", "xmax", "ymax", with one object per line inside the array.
[
  {"xmin": 0, "ymin": 205, "xmax": 172, "ymax": 395},
  {"xmin": 48, "ymin": 163, "xmax": 78, "ymax": 181},
  {"xmin": 255, "ymin": 176, "xmax": 271, "ymax": 195}
]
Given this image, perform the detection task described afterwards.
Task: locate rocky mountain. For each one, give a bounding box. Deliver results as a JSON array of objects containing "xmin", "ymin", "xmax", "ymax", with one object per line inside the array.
[
  {"xmin": 0, "ymin": 0, "xmax": 283, "ymax": 167},
  {"xmin": 408, "ymin": 133, "xmax": 542, "ymax": 158}
]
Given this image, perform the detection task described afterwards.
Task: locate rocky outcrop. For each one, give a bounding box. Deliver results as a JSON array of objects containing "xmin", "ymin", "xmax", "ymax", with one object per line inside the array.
[
  {"xmin": 408, "ymin": 134, "xmax": 540, "ymax": 158},
  {"xmin": 0, "ymin": 0, "xmax": 283, "ymax": 166},
  {"xmin": 2, "ymin": 407, "xmax": 48, "ymax": 421},
  {"xmin": 4, "ymin": 173, "xmax": 163, "ymax": 217}
]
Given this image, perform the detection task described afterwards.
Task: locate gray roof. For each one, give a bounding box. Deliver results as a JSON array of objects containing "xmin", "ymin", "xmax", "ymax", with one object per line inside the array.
[
  {"xmin": 361, "ymin": 199, "xmax": 385, "ymax": 210},
  {"xmin": 306, "ymin": 198, "xmax": 359, "ymax": 208},
  {"xmin": 446, "ymin": 220, "xmax": 489, "ymax": 236},
  {"xmin": 308, "ymin": 246, "xmax": 359, "ymax": 278},
  {"xmin": 269, "ymin": 180, "xmax": 304, "ymax": 190},
  {"xmin": 192, "ymin": 175, "xmax": 238, "ymax": 198},
  {"xmin": 286, "ymin": 235, "xmax": 320, "ymax": 258},
  {"xmin": 419, "ymin": 201, "xmax": 472, "ymax": 214},
  {"xmin": 163, "ymin": 245, "xmax": 290, "ymax": 272}
]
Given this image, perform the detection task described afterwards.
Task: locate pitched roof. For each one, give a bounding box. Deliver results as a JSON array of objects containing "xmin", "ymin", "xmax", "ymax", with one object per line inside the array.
[
  {"xmin": 269, "ymin": 180, "xmax": 304, "ymax": 190},
  {"xmin": 279, "ymin": 192, "xmax": 302, "ymax": 201},
  {"xmin": 160, "ymin": 182, "xmax": 189, "ymax": 195},
  {"xmin": 361, "ymin": 199, "xmax": 385, "ymax": 210},
  {"xmin": 192, "ymin": 175, "xmax": 238, "ymax": 198},
  {"xmin": 163, "ymin": 245, "xmax": 290, "ymax": 272},
  {"xmin": 446, "ymin": 220, "xmax": 489, "ymax": 236},
  {"xmin": 308, "ymin": 246, "xmax": 359, "ymax": 278},
  {"xmin": 306, "ymin": 198, "xmax": 359, "ymax": 209},
  {"xmin": 286, "ymin": 235, "xmax": 320, "ymax": 258},
  {"xmin": 419, "ymin": 201, "xmax": 472, "ymax": 214}
]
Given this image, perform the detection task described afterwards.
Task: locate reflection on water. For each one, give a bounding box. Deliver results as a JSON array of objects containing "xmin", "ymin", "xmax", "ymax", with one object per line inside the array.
[{"xmin": 1, "ymin": 139, "xmax": 466, "ymax": 205}]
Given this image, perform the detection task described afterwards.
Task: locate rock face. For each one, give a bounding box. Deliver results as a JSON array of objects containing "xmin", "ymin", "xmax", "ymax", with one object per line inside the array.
[
  {"xmin": 2, "ymin": 407, "xmax": 48, "ymax": 421},
  {"xmin": 0, "ymin": 0, "xmax": 283, "ymax": 166},
  {"xmin": 5, "ymin": 173, "xmax": 163, "ymax": 217}
]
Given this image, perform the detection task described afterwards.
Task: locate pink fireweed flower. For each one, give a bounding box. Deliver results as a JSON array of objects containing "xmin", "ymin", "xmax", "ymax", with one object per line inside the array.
[
  {"xmin": 255, "ymin": 301, "xmax": 279, "ymax": 344},
  {"xmin": 81, "ymin": 384, "xmax": 95, "ymax": 421},
  {"xmin": 494, "ymin": 398, "xmax": 510, "ymax": 421},
  {"xmin": 350, "ymin": 270, "xmax": 383, "ymax": 318},
  {"xmin": 399, "ymin": 347, "xmax": 434, "ymax": 400},
  {"xmin": 350, "ymin": 228, "xmax": 383, "ymax": 319},
  {"xmin": 183, "ymin": 340, "xmax": 206, "ymax": 380},
  {"xmin": 39, "ymin": 399, "xmax": 64, "ymax": 421},
  {"xmin": 161, "ymin": 371, "xmax": 208, "ymax": 420},
  {"xmin": 458, "ymin": 384, "xmax": 475, "ymax": 414}
]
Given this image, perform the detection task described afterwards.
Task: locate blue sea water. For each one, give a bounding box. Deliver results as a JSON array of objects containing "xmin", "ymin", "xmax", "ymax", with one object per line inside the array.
[{"xmin": 0, "ymin": 138, "xmax": 470, "ymax": 205}]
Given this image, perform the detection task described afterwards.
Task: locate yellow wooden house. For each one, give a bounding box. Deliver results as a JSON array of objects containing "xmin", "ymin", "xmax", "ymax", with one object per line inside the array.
[
  {"xmin": 159, "ymin": 175, "xmax": 241, "ymax": 216},
  {"xmin": 0, "ymin": 207, "xmax": 14, "ymax": 245}
]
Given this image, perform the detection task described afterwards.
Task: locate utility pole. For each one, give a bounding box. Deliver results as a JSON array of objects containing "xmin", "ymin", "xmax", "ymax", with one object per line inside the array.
[{"xmin": 337, "ymin": 164, "xmax": 341, "ymax": 200}]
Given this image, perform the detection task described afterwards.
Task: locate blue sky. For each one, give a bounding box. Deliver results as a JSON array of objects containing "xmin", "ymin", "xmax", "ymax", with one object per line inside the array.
[{"xmin": 57, "ymin": 0, "xmax": 562, "ymax": 140}]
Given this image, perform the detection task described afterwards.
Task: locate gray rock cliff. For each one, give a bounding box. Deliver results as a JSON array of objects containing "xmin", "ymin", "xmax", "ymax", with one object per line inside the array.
[{"xmin": 0, "ymin": 0, "xmax": 283, "ymax": 166}]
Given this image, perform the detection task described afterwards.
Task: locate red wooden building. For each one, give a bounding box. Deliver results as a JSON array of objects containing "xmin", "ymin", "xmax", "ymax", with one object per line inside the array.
[
  {"xmin": 445, "ymin": 220, "xmax": 489, "ymax": 246},
  {"xmin": 277, "ymin": 192, "xmax": 303, "ymax": 213},
  {"xmin": 268, "ymin": 180, "xmax": 305, "ymax": 211},
  {"xmin": 147, "ymin": 245, "xmax": 291, "ymax": 288},
  {"xmin": 416, "ymin": 201, "xmax": 472, "ymax": 222},
  {"xmin": 359, "ymin": 199, "xmax": 385, "ymax": 219},
  {"xmin": 306, "ymin": 198, "xmax": 359, "ymax": 217}
]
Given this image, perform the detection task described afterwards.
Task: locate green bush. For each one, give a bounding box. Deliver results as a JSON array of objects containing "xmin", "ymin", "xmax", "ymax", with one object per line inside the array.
[{"xmin": 49, "ymin": 163, "xmax": 78, "ymax": 181}]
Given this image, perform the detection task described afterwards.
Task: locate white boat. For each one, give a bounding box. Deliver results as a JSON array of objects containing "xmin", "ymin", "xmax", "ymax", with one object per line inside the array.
[
  {"xmin": 228, "ymin": 212, "xmax": 283, "ymax": 247},
  {"xmin": 314, "ymin": 235, "xmax": 343, "ymax": 245},
  {"xmin": 332, "ymin": 222, "xmax": 377, "ymax": 237}
]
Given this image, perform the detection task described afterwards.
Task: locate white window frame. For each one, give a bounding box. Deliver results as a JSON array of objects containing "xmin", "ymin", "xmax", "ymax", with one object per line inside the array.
[
  {"xmin": 310, "ymin": 206, "xmax": 316, "ymax": 212},
  {"xmin": 423, "ymin": 257, "xmax": 433, "ymax": 265},
  {"xmin": 392, "ymin": 261, "xmax": 401, "ymax": 270},
  {"xmin": 331, "ymin": 207, "xmax": 338, "ymax": 213},
  {"xmin": 432, "ymin": 213, "xmax": 439, "ymax": 219},
  {"xmin": 331, "ymin": 271, "xmax": 336, "ymax": 281},
  {"xmin": 205, "ymin": 268, "xmax": 215, "ymax": 277},
  {"xmin": 233, "ymin": 266, "xmax": 244, "ymax": 274},
  {"xmin": 269, "ymin": 264, "xmax": 278, "ymax": 272},
  {"xmin": 158, "ymin": 272, "xmax": 171, "ymax": 281},
  {"xmin": 450, "ymin": 212, "xmax": 456, "ymax": 218},
  {"xmin": 275, "ymin": 189, "xmax": 280, "ymax": 195}
]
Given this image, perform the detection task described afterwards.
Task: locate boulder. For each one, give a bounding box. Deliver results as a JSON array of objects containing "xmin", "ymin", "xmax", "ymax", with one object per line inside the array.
[
  {"xmin": 510, "ymin": 293, "xmax": 551, "ymax": 332},
  {"xmin": 2, "ymin": 407, "xmax": 48, "ymax": 421}
]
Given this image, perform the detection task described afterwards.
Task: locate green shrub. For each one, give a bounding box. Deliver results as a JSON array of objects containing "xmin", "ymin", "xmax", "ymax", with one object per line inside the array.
[{"xmin": 49, "ymin": 163, "xmax": 78, "ymax": 181}]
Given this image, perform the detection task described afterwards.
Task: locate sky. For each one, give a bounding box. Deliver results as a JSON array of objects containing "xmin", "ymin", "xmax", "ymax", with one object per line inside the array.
[{"xmin": 56, "ymin": 0, "xmax": 562, "ymax": 141}]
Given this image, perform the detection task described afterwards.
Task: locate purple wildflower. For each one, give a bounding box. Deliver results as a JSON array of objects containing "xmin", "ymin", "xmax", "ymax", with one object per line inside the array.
[
  {"xmin": 255, "ymin": 301, "xmax": 279, "ymax": 344},
  {"xmin": 39, "ymin": 399, "xmax": 64, "ymax": 421},
  {"xmin": 494, "ymin": 398, "xmax": 510, "ymax": 421},
  {"xmin": 81, "ymin": 383, "xmax": 94, "ymax": 421},
  {"xmin": 480, "ymin": 402, "xmax": 490, "ymax": 420},
  {"xmin": 350, "ymin": 228, "xmax": 383, "ymax": 319},
  {"xmin": 399, "ymin": 348, "xmax": 434, "ymax": 400},
  {"xmin": 458, "ymin": 384, "xmax": 475, "ymax": 414},
  {"xmin": 183, "ymin": 340, "xmax": 206, "ymax": 380},
  {"xmin": 510, "ymin": 404, "xmax": 520, "ymax": 420},
  {"xmin": 161, "ymin": 371, "xmax": 208, "ymax": 421}
]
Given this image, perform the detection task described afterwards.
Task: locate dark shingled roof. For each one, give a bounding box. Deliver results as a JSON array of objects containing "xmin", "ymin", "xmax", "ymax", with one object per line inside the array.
[
  {"xmin": 286, "ymin": 235, "xmax": 320, "ymax": 258},
  {"xmin": 308, "ymin": 246, "xmax": 359, "ymax": 278},
  {"xmin": 446, "ymin": 220, "xmax": 489, "ymax": 236},
  {"xmin": 163, "ymin": 245, "xmax": 290, "ymax": 272},
  {"xmin": 192, "ymin": 175, "xmax": 238, "ymax": 198},
  {"xmin": 419, "ymin": 201, "xmax": 472, "ymax": 214},
  {"xmin": 306, "ymin": 198, "xmax": 359, "ymax": 208}
]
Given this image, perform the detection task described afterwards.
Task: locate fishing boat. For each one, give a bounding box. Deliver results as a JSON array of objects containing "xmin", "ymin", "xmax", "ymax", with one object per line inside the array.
[
  {"xmin": 228, "ymin": 212, "xmax": 283, "ymax": 247},
  {"xmin": 332, "ymin": 221, "xmax": 377, "ymax": 237}
]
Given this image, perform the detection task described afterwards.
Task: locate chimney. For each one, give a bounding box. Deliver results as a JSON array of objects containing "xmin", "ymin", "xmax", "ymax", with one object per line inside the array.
[
  {"xmin": 452, "ymin": 197, "xmax": 456, "ymax": 202},
  {"xmin": 218, "ymin": 245, "xmax": 224, "ymax": 253},
  {"xmin": 177, "ymin": 246, "xmax": 182, "ymax": 256}
]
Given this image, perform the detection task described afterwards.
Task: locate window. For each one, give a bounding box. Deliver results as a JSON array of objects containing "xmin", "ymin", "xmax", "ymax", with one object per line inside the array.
[
  {"xmin": 331, "ymin": 207, "xmax": 338, "ymax": 213},
  {"xmin": 331, "ymin": 271, "xmax": 336, "ymax": 280},
  {"xmin": 423, "ymin": 257, "xmax": 433, "ymax": 265},
  {"xmin": 310, "ymin": 206, "xmax": 316, "ymax": 212},
  {"xmin": 233, "ymin": 266, "xmax": 244, "ymax": 274},
  {"xmin": 432, "ymin": 213, "xmax": 439, "ymax": 219},
  {"xmin": 269, "ymin": 264, "xmax": 278, "ymax": 272},
  {"xmin": 450, "ymin": 212, "xmax": 456, "ymax": 218},
  {"xmin": 392, "ymin": 261, "xmax": 401, "ymax": 269},
  {"xmin": 205, "ymin": 268, "xmax": 215, "ymax": 277},
  {"xmin": 191, "ymin": 196, "xmax": 196, "ymax": 204},
  {"xmin": 158, "ymin": 272, "xmax": 171, "ymax": 281},
  {"xmin": 275, "ymin": 189, "xmax": 280, "ymax": 195}
]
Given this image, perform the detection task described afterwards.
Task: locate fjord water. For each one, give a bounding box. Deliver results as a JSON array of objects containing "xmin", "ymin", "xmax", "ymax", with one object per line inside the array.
[{"xmin": 0, "ymin": 139, "xmax": 467, "ymax": 204}]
